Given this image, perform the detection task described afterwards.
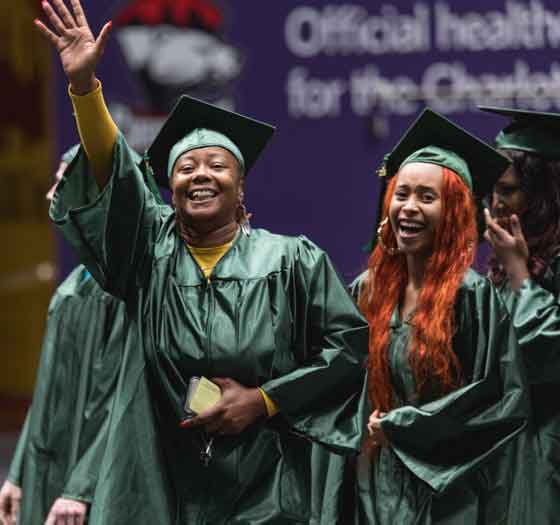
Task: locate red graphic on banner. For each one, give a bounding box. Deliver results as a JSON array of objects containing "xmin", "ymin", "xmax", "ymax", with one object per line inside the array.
[{"xmin": 116, "ymin": 0, "xmax": 223, "ymax": 31}]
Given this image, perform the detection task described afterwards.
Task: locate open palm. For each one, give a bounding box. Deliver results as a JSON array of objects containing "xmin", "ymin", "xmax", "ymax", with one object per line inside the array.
[{"xmin": 35, "ymin": 0, "xmax": 111, "ymax": 93}]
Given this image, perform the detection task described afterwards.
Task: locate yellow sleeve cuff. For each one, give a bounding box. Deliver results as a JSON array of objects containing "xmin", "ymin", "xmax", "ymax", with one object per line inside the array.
[
  {"xmin": 258, "ymin": 387, "xmax": 279, "ymax": 417},
  {"xmin": 68, "ymin": 80, "xmax": 118, "ymax": 182}
]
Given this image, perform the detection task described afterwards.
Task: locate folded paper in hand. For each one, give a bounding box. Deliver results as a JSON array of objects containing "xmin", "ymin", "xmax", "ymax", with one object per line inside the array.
[{"xmin": 185, "ymin": 376, "xmax": 222, "ymax": 416}]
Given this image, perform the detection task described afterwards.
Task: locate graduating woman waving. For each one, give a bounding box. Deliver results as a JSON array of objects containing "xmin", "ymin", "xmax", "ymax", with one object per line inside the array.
[{"xmin": 35, "ymin": 1, "xmax": 369, "ymax": 523}]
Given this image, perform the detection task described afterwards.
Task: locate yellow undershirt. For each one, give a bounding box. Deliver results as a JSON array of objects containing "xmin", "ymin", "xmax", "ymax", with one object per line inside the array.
[
  {"xmin": 187, "ymin": 242, "xmax": 232, "ymax": 280},
  {"xmin": 68, "ymin": 82, "xmax": 278, "ymax": 417}
]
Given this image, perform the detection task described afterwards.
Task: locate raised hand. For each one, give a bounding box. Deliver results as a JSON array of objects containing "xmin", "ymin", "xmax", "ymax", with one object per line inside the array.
[
  {"xmin": 0, "ymin": 480, "xmax": 21, "ymax": 525},
  {"xmin": 484, "ymin": 209, "xmax": 530, "ymax": 289},
  {"xmin": 45, "ymin": 497, "xmax": 88, "ymax": 525},
  {"xmin": 34, "ymin": 0, "xmax": 112, "ymax": 95}
]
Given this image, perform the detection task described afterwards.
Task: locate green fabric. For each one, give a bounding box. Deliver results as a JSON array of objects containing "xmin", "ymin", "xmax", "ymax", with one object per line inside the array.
[
  {"xmin": 401, "ymin": 146, "xmax": 473, "ymax": 192},
  {"xmin": 50, "ymin": 134, "xmax": 369, "ymax": 524},
  {"xmin": 168, "ymin": 128, "xmax": 245, "ymax": 178},
  {"xmin": 349, "ymin": 269, "xmax": 529, "ymax": 524},
  {"xmin": 495, "ymin": 126, "xmax": 560, "ymax": 160},
  {"xmin": 18, "ymin": 266, "xmax": 126, "ymax": 523},
  {"xmin": 61, "ymin": 144, "xmax": 80, "ymax": 164},
  {"xmin": 495, "ymin": 258, "xmax": 560, "ymax": 523},
  {"xmin": 479, "ymin": 105, "xmax": 560, "ymax": 160},
  {"xmin": 6, "ymin": 411, "xmax": 30, "ymax": 486},
  {"xmin": 382, "ymin": 108, "xmax": 510, "ymax": 200}
]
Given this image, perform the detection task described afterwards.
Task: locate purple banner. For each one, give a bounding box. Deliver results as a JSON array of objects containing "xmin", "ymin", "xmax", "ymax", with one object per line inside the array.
[{"xmin": 55, "ymin": 0, "xmax": 560, "ymax": 281}]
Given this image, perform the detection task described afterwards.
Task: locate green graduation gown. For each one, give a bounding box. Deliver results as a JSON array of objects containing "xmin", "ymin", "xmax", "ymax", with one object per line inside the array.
[
  {"xmin": 6, "ymin": 412, "xmax": 30, "ymax": 487},
  {"xmin": 50, "ymin": 136, "xmax": 369, "ymax": 524},
  {"xmin": 350, "ymin": 269, "xmax": 529, "ymax": 524},
  {"xmin": 18, "ymin": 266, "xmax": 126, "ymax": 524},
  {"xmin": 495, "ymin": 256, "xmax": 560, "ymax": 524}
]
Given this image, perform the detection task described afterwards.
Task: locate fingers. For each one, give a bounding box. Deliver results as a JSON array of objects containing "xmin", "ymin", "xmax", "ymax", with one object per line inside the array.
[
  {"xmin": 45, "ymin": 509, "xmax": 55, "ymax": 525},
  {"xmin": 10, "ymin": 498, "xmax": 20, "ymax": 525},
  {"xmin": 183, "ymin": 403, "xmax": 223, "ymax": 428},
  {"xmin": 484, "ymin": 209, "xmax": 511, "ymax": 243},
  {"xmin": 41, "ymin": 1, "xmax": 68, "ymax": 36},
  {"xmin": 483, "ymin": 208, "xmax": 497, "ymax": 230},
  {"xmin": 94, "ymin": 21, "xmax": 113, "ymax": 59},
  {"xmin": 510, "ymin": 214, "xmax": 524, "ymax": 240},
  {"xmin": 34, "ymin": 18, "xmax": 60, "ymax": 46},
  {"xmin": 45, "ymin": 499, "xmax": 87, "ymax": 525},
  {"xmin": 69, "ymin": 0, "xmax": 88, "ymax": 27},
  {"xmin": 51, "ymin": 0, "xmax": 77, "ymax": 29},
  {"xmin": 210, "ymin": 377, "xmax": 230, "ymax": 389},
  {"xmin": 205, "ymin": 416, "xmax": 226, "ymax": 434}
]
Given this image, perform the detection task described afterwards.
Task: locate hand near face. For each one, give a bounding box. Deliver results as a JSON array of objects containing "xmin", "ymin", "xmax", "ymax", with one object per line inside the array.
[
  {"xmin": 0, "ymin": 480, "xmax": 21, "ymax": 525},
  {"xmin": 181, "ymin": 378, "xmax": 267, "ymax": 435},
  {"xmin": 34, "ymin": 0, "xmax": 112, "ymax": 95},
  {"xmin": 484, "ymin": 209, "xmax": 530, "ymax": 290},
  {"xmin": 45, "ymin": 497, "xmax": 88, "ymax": 525},
  {"xmin": 367, "ymin": 409, "xmax": 389, "ymax": 447}
]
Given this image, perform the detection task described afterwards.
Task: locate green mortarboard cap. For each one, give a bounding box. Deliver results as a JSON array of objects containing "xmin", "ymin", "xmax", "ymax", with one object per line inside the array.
[
  {"xmin": 364, "ymin": 108, "xmax": 510, "ymax": 251},
  {"xmin": 147, "ymin": 95, "xmax": 275, "ymax": 188},
  {"xmin": 478, "ymin": 106, "xmax": 560, "ymax": 160},
  {"xmin": 381, "ymin": 108, "xmax": 510, "ymax": 199}
]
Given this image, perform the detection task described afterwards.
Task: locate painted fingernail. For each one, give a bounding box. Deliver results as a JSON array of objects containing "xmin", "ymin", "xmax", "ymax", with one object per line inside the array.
[
  {"xmin": 107, "ymin": 20, "xmax": 113, "ymax": 28},
  {"xmin": 180, "ymin": 419, "xmax": 191, "ymax": 428}
]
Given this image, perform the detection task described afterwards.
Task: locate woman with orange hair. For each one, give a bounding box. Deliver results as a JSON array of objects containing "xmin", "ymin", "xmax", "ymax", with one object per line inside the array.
[{"xmin": 352, "ymin": 109, "xmax": 530, "ymax": 524}]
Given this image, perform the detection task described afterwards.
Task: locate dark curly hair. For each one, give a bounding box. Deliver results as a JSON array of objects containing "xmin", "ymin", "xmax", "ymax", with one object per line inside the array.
[{"xmin": 488, "ymin": 149, "xmax": 560, "ymax": 284}]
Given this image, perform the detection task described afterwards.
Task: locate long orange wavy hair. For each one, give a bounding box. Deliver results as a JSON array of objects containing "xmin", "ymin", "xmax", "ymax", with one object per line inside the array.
[{"xmin": 359, "ymin": 167, "xmax": 477, "ymax": 412}]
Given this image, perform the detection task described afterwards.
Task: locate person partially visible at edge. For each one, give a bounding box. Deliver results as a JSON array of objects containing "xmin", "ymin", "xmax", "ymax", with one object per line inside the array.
[
  {"xmin": 0, "ymin": 144, "xmax": 151, "ymax": 525},
  {"xmin": 0, "ymin": 146, "xmax": 77, "ymax": 525},
  {"xmin": 35, "ymin": 1, "xmax": 369, "ymax": 524},
  {"xmin": 350, "ymin": 109, "xmax": 530, "ymax": 524},
  {"xmin": 481, "ymin": 106, "xmax": 560, "ymax": 524}
]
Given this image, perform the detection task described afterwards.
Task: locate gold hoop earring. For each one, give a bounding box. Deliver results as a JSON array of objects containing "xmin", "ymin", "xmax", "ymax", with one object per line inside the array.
[{"xmin": 377, "ymin": 217, "xmax": 398, "ymax": 255}]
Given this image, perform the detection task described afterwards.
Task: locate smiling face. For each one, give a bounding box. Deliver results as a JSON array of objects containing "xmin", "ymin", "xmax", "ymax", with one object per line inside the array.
[
  {"xmin": 170, "ymin": 146, "xmax": 242, "ymax": 233},
  {"xmin": 491, "ymin": 167, "xmax": 528, "ymax": 230},
  {"xmin": 389, "ymin": 162, "xmax": 444, "ymax": 260}
]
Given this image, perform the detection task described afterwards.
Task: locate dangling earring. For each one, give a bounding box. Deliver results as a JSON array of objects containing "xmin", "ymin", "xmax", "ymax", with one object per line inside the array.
[
  {"xmin": 377, "ymin": 217, "xmax": 398, "ymax": 255},
  {"xmin": 237, "ymin": 201, "xmax": 252, "ymax": 236}
]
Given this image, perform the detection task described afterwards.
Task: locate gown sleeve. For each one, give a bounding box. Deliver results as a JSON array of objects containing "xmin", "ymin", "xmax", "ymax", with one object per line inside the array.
[
  {"xmin": 49, "ymin": 135, "xmax": 167, "ymax": 299},
  {"xmin": 261, "ymin": 237, "xmax": 370, "ymax": 454},
  {"xmin": 379, "ymin": 278, "xmax": 530, "ymax": 493},
  {"xmin": 504, "ymin": 274, "xmax": 560, "ymax": 385},
  {"xmin": 60, "ymin": 411, "xmax": 113, "ymax": 504},
  {"xmin": 6, "ymin": 411, "xmax": 31, "ymax": 486},
  {"xmin": 59, "ymin": 306, "xmax": 125, "ymax": 504}
]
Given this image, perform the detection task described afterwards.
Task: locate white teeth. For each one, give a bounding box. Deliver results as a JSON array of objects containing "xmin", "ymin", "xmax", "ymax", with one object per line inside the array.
[
  {"xmin": 189, "ymin": 189, "xmax": 217, "ymax": 201},
  {"xmin": 400, "ymin": 221, "xmax": 424, "ymax": 232}
]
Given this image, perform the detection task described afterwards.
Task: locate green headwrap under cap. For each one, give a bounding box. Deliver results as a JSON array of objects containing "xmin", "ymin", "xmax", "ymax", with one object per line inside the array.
[
  {"xmin": 167, "ymin": 128, "xmax": 245, "ymax": 179},
  {"xmin": 400, "ymin": 145, "xmax": 472, "ymax": 192},
  {"xmin": 479, "ymin": 106, "xmax": 560, "ymax": 160},
  {"xmin": 494, "ymin": 127, "xmax": 559, "ymax": 158}
]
